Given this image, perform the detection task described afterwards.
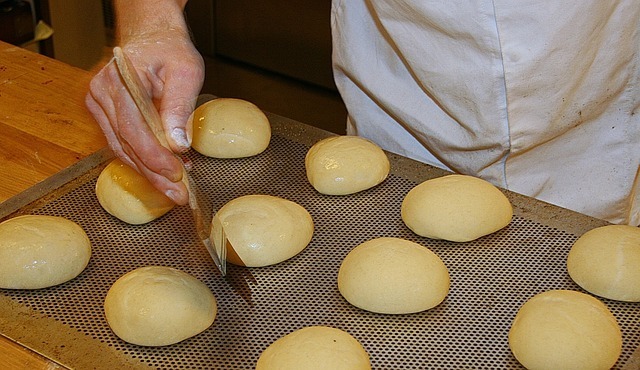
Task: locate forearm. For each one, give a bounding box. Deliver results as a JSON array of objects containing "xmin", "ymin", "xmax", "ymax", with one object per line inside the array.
[{"xmin": 114, "ymin": 0, "xmax": 190, "ymax": 43}]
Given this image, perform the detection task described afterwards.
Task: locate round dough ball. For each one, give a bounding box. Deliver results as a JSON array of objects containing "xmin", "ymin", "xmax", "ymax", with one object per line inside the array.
[
  {"xmin": 509, "ymin": 290, "xmax": 622, "ymax": 370},
  {"xmin": 256, "ymin": 326, "xmax": 371, "ymax": 370},
  {"xmin": 401, "ymin": 174, "xmax": 513, "ymax": 242},
  {"xmin": 95, "ymin": 159, "xmax": 175, "ymax": 225},
  {"xmin": 191, "ymin": 98, "xmax": 271, "ymax": 158},
  {"xmin": 338, "ymin": 237, "xmax": 449, "ymax": 314},
  {"xmin": 305, "ymin": 136, "xmax": 390, "ymax": 195},
  {"xmin": 567, "ymin": 225, "xmax": 640, "ymax": 302},
  {"xmin": 104, "ymin": 266, "xmax": 217, "ymax": 346},
  {"xmin": 0, "ymin": 215, "xmax": 91, "ymax": 289},
  {"xmin": 211, "ymin": 195, "xmax": 313, "ymax": 267}
]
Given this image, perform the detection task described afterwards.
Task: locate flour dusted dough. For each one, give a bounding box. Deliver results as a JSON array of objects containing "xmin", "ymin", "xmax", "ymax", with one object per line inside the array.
[
  {"xmin": 256, "ymin": 326, "xmax": 371, "ymax": 370},
  {"xmin": 305, "ymin": 136, "xmax": 390, "ymax": 195},
  {"xmin": 508, "ymin": 290, "xmax": 621, "ymax": 370},
  {"xmin": 104, "ymin": 266, "xmax": 217, "ymax": 346},
  {"xmin": 211, "ymin": 195, "xmax": 313, "ymax": 267},
  {"xmin": 95, "ymin": 158, "xmax": 175, "ymax": 224},
  {"xmin": 191, "ymin": 98, "xmax": 271, "ymax": 158},
  {"xmin": 567, "ymin": 225, "xmax": 640, "ymax": 302},
  {"xmin": 401, "ymin": 174, "xmax": 512, "ymax": 242},
  {"xmin": 338, "ymin": 237, "xmax": 449, "ymax": 314},
  {"xmin": 0, "ymin": 215, "xmax": 91, "ymax": 289}
]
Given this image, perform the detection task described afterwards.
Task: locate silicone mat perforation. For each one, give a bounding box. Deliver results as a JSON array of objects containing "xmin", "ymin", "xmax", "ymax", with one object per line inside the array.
[{"xmin": 2, "ymin": 134, "xmax": 639, "ymax": 369}]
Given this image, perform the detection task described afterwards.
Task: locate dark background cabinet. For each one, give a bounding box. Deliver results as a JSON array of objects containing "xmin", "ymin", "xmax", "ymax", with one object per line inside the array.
[{"xmin": 187, "ymin": 0, "xmax": 335, "ymax": 90}]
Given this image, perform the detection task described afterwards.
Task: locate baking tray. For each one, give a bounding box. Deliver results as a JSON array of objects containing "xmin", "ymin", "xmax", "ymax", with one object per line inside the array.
[{"xmin": 0, "ymin": 114, "xmax": 638, "ymax": 369}]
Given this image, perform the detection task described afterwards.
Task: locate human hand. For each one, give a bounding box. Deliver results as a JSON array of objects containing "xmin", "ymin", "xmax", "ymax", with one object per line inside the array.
[{"xmin": 86, "ymin": 28, "xmax": 204, "ymax": 205}]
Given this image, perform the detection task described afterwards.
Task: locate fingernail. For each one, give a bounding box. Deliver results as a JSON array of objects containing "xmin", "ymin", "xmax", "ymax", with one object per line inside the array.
[
  {"xmin": 164, "ymin": 189, "xmax": 180, "ymax": 203},
  {"xmin": 171, "ymin": 127, "xmax": 190, "ymax": 150}
]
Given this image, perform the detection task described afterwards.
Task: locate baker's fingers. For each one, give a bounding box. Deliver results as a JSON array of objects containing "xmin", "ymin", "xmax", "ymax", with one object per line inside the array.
[
  {"xmin": 111, "ymin": 84, "xmax": 183, "ymax": 182},
  {"xmin": 85, "ymin": 90, "xmax": 128, "ymax": 161},
  {"xmin": 122, "ymin": 140, "xmax": 189, "ymax": 206},
  {"xmin": 109, "ymin": 75, "xmax": 188, "ymax": 205},
  {"xmin": 86, "ymin": 61, "xmax": 128, "ymax": 156}
]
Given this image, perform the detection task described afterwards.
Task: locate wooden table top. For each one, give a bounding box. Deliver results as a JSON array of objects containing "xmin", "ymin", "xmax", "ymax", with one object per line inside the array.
[
  {"xmin": 0, "ymin": 40, "xmax": 107, "ymax": 369},
  {"xmin": 0, "ymin": 40, "xmax": 107, "ymax": 203}
]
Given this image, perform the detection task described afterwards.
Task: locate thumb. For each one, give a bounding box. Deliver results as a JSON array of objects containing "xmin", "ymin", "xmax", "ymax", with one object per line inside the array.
[
  {"xmin": 162, "ymin": 96, "xmax": 197, "ymax": 153},
  {"xmin": 159, "ymin": 67, "xmax": 204, "ymax": 153}
]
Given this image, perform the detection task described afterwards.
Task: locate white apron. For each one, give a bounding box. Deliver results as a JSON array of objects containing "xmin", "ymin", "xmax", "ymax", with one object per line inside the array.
[{"xmin": 331, "ymin": 0, "xmax": 640, "ymax": 225}]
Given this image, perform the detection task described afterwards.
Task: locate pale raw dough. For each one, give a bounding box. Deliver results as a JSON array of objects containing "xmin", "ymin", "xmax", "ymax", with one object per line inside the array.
[
  {"xmin": 508, "ymin": 290, "xmax": 622, "ymax": 370},
  {"xmin": 567, "ymin": 225, "xmax": 640, "ymax": 302},
  {"xmin": 338, "ymin": 237, "xmax": 449, "ymax": 314},
  {"xmin": 104, "ymin": 266, "xmax": 217, "ymax": 346},
  {"xmin": 256, "ymin": 326, "xmax": 371, "ymax": 370},
  {"xmin": 0, "ymin": 215, "xmax": 91, "ymax": 289},
  {"xmin": 95, "ymin": 158, "xmax": 175, "ymax": 225},
  {"xmin": 211, "ymin": 195, "xmax": 313, "ymax": 267},
  {"xmin": 191, "ymin": 98, "xmax": 271, "ymax": 158},
  {"xmin": 401, "ymin": 174, "xmax": 512, "ymax": 242},
  {"xmin": 305, "ymin": 136, "xmax": 390, "ymax": 195}
]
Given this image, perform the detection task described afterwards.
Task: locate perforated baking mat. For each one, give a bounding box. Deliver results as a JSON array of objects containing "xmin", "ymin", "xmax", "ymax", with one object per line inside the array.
[{"xmin": 1, "ymin": 117, "xmax": 639, "ymax": 369}]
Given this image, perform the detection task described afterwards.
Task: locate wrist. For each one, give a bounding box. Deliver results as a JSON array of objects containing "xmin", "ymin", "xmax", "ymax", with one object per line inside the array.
[{"xmin": 114, "ymin": 0, "xmax": 190, "ymax": 44}]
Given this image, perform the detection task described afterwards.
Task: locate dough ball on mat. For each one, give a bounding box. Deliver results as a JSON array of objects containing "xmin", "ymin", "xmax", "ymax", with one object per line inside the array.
[
  {"xmin": 211, "ymin": 194, "xmax": 314, "ymax": 267},
  {"xmin": 338, "ymin": 237, "xmax": 449, "ymax": 314},
  {"xmin": 508, "ymin": 290, "xmax": 621, "ymax": 370},
  {"xmin": 95, "ymin": 158, "xmax": 174, "ymax": 225},
  {"xmin": 0, "ymin": 215, "xmax": 91, "ymax": 289},
  {"xmin": 305, "ymin": 135, "xmax": 390, "ymax": 195},
  {"xmin": 567, "ymin": 224, "xmax": 640, "ymax": 302},
  {"xmin": 256, "ymin": 326, "xmax": 371, "ymax": 370},
  {"xmin": 191, "ymin": 98, "xmax": 271, "ymax": 158},
  {"xmin": 104, "ymin": 266, "xmax": 217, "ymax": 346},
  {"xmin": 401, "ymin": 174, "xmax": 512, "ymax": 242}
]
